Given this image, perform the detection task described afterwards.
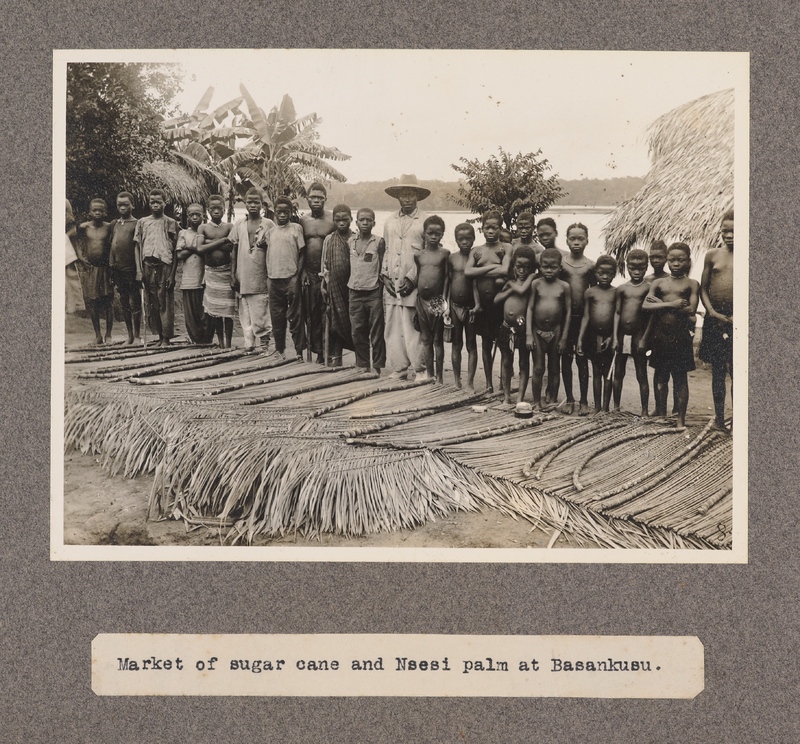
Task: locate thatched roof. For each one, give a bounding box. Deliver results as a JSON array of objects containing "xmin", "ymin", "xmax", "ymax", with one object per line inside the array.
[
  {"xmin": 604, "ymin": 89, "xmax": 734, "ymax": 263},
  {"xmin": 135, "ymin": 160, "xmax": 210, "ymax": 208}
]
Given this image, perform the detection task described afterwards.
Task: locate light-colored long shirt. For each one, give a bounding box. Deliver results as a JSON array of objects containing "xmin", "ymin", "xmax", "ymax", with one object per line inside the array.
[
  {"xmin": 177, "ymin": 228, "xmax": 204, "ymax": 290},
  {"xmin": 347, "ymin": 233, "xmax": 383, "ymax": 291},
  {"xmin": 266, "ymin": 222, "xmax": 305, "ymax": 280},
  {"xmin": 230, "ymin": 216, "xmax": 274, "ymax": 294},
  {"xmin": 134, "ymin": 215, "xmax": 178, "ymax": 266},
  {"xmin": 382, "ymin": 208, "xmax": 427, "ymax": 307}
]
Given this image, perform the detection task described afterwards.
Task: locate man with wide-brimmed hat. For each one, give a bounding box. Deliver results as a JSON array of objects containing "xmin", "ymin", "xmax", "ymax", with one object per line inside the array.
[{"xmin": 382, "ymin": 175, "xmax": 431, "ymax": 379}]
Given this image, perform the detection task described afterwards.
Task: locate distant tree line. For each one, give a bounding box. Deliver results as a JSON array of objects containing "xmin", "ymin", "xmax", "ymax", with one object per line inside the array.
[{"xmin": 326, "ymin": 176, "xmax": 644, "ymax": 212}]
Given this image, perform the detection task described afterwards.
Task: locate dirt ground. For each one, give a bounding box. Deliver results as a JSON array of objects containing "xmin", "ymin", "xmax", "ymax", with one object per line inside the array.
[{"xmin": 61, "ymin": 313, "xmax": 727, "ymax": 549}]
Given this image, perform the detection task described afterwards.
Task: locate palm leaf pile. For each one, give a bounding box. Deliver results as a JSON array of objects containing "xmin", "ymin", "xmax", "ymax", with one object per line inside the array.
[{"xmin": 64, "ymin": 346, "xmax": 733, "ymax": 549}]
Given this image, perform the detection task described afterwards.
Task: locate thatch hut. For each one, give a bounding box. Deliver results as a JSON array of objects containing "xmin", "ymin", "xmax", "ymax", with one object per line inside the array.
[
  {"xmin": 134, "ymin": 160, "xmax": 210, "ymax": 216},
  {"xmin": 604, "ymin": 89, "xmax": 734, "ymax": 265}
]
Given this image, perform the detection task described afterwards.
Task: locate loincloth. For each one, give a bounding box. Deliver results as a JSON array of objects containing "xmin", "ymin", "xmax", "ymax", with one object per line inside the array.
[
  {"xmin": 203, "ymin": 264, "xmax": 236, "ymax": 318},
  {"xmin": 497, "ymin": 318, "xmax": 527, "ymax": 352},
  {"xmin": 698, "ymin": 316, "xmax": 733, "ymax": 366}
]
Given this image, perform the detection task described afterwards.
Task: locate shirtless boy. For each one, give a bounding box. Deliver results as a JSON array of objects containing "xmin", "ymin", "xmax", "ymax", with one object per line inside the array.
[
  {"xmin": 230, "ymin": 188, "xmax": 274, "ymax": 351},
  {"xmin": 645, "ymin": 240, "xmax": 668, "ymax": 283},
  {"xmin": 559, "ymin": 223, "xmax": 596, "ymax": 414},
  {"xmin": 612, "ymin": 249, "xmax": 651, "ymax": 415},
  {"xmin": 494, "ymin": 246, "xmax": 536, "ymax": 404},
  {"xmin": 300, "ymin": 183, "xmax": 336, "ymax": 363},
  {"xmin": 77, "ymin": 198, "xmax": 114, "ymax": 344},
  {"xmin": 448, "ymin": 223, "xmax": 479, "ymax": 391},
  {"xmin": 578, "ymin": 254, "xmax": 617, "ymax": 413},
  {"xmin": 109, "ymin": 192, "xmax": 141, "ymax": 344},
  {"xmin": 526, "ymin": 248, "xmax": 571, "ymax": 410},
  {"xmin": 197, "ymin": 194, "xmax": 235, "ymax": 348},
  {"xmin": 512, "ymin": 212, "xmax": 543, "ymax": 266},
  {"xmin": 699, "ymin": 209, "xmax": 734, "ymax": 431},
  {"xmin": 642, "ymin": 243, "xmax": 700, "ymax": 431},
  {"xmin": 134, "ymin": 190, "xmax": 178, "ymax": 346},
  {"xmin": 414, "ymin": 215, "xmax": 450, "ymax": 383},
  {"xmin": 536, "ymin": 218, "xmax": 567, "ymax": 259},
  {"xmin": 465, "ymin": 210, "xmax": 513, "ymax": 393}
]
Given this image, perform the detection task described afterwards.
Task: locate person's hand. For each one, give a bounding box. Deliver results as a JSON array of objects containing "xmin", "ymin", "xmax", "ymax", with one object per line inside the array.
[
  {"xmin": 576, "ymin": 342, "xmax": 584, "ymax": 356},
  {"xmin": 231, "ymin": 279, "xmax": 240, "ymax": 292},
  {"xmin": 557, "ymin": 336, "xmax": 567, "ymax": 353},
  {"xmin": 611, "ymin": 337, "xmax": 619, "ymax": 351},
  {"xmin": 526, "ymin": 333, "xmax": 535, "ymax": 351},
  {"xmin": 645, "ymin": 295, "xmax": 657, "ymax": 304},
  {"xmin": 135, "ymin": 271, "xmax": 142, "ymax": 282},
  {"xmin": 636, "ymin": 337, "xmax": 647, "ymax": 353},
  {"xmin": 398, "ymin": 278, "xmax": 415, "ymax": 297},
  {"xmin": 321, "ymin": 285, "xmax": 329, "ymax": 303},
  {"xmin": 165, "ymin": 276, "xmax": 174, "ymax": 290},
  {"xmin": 468, "ymin": 308, "xmax": 477, "ymax": 323}
]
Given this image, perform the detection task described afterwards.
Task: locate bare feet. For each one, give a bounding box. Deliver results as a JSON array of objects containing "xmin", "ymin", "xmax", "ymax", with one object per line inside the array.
[
  {"xmin": 579, "ymin": 402, "xmax": 590, "ymax": 416},
  {"xmin": 485, "ymin": 385, "xmax": 494, "ymax": 394},
  {"xmin": 104, "ymin": 334, "xmax": 113, "ymax": 343},
  {"xmin": 465, "ymin": 383, "xmax": 475, "ymax": 394},
  {"xmin": 711, "ymin": 419, "xmax": 730, "ymax": 434},
  {"xmin": 94, "ymin": 336, "xmax": 104, "ymax": 346},
  {"xmin": 454, "ymin": 378, "xmax": 462, "ymax": 389},
  {"xmin": 559, "ymin": 399, "xmax": 575, "ymax": 415}
]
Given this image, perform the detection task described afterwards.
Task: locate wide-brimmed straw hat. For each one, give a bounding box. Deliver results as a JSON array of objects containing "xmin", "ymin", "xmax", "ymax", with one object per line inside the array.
[{"xmin": 385, "ymin": 174, "xmax": 431, "ymax": 200}]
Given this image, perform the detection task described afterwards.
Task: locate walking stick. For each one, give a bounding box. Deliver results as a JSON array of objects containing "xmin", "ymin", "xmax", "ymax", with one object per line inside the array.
[
  {"xmin": 324, "ymin": 307, "xmax": 330, "ymax": 368},
  {"xmin": 304, "ymin": 281, "xmax": 312, "ymax": 363},
  {"xmin": 141, "ymin": 282, "xmax": 147, "ymax": 349}
]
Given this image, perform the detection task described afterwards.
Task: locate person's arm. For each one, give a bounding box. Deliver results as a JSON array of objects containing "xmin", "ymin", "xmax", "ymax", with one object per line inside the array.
[
  {"xmin": 176, "ymin": 232, "xmax": 191, "ymax": 261},
  {"xmin": 442, "ymin": 255, "xmax": 450, "ymax": 304},
  {"xmin": 643, "ymin": 280, "xmax": 685, "ymax": 311},
  {"xmin": 463, "ymin": 250, "xmax": 495, "ymax": 278},
  {"xmin": 167, "ymin": 222, "xmax": 179, "ymax": 289},
  {"xmin": 613, "ymin": 288, "xmax": 623, "ymax": 350},
  {"xmin": 699, "ymin": 251, "xmax": 731, "ymax": 323},
  {"xmin": 638, "ymin": 315, "xmax": 653, "ymax": 352},
  {"xmin": 685, "ymin": 279, "xmax": 700, "ymax": 317},
  {"xmin": 526, "ymin": 283, "xmax": 536, "ymax": 349},
  {"xmin": 487, "ymin": 244, "xmax": 513, "ymax": 277},
  {"xmin": 297, "ymin": 228, "xmax": 306, "ymax": 282},
  {"xmin": 493, "ymin": 281, "xmax": 513, "ymax": 305},
  {"xmin": 558, "ymin": 284, "xmax": 572, "ymax": 353},
  {"xmin": 514, "ymin": 273, "xmax": 535, "ymax": 295},
  {"xmin": 320, "ymin": 234, "xmax": 330, "ymax": 302},
  {"xmin": 576, "ymin": 292, "xmax": 591, "ymax": 356},
  {"xmin": 133, "ymin": 221, "xmax": 143, "ymax": 281}
]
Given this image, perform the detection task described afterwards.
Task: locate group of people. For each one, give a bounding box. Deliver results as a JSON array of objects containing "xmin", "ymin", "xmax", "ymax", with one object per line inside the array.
[{"xmin": 66, "ymin": 176, "xmax": 734, "ymax": 432}]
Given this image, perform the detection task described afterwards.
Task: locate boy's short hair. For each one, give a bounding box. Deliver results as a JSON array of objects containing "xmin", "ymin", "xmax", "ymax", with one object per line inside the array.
[
  {"xmin": 595, "ymin": 254, "xmax": 617, "ymax": 274},
  {"xmin": 512, "ymin": 245, "xmax": 537, "ymax": 268},
  {"xmin": 331, "ymin": 203, "xmax": 352, "ymax": 217},
  {"xmin": 274, "ymin": 196, "xmax": 294, "ymax": 210},
  {"xmin": 566, "ymin": 222, "xmax": 588, "ymax": 237},
  {"xmin": 307, "ymin": 182, "xmax": 327, "ymax": 196},
  {"xmin": 454, "ymin": 222, "xmax": 475, "ymax": 237},
  {"xmin": 186, "ymin": 202, "xmax": 204, "ymax": 212},
  {"xmin": 423, "ymin": 215, "xmax": 445, "ymax": 233},
  {"xmin": 149, "ymin": 188, "xmax": 167, "ymax": 200},
  {"xmin": 356, "ymin": 207, "xmax": 375, "ymax": 220},
  {"xmin": 667, "ymin": 242, "xmax": 691, "ymax": 259},
  {"xmin": 517, "ymin": 211, "xmax": 534, "ymax": 224},
  {"xmin": 722, "ymin": 208, "xmax": 734, "ymax": 221},
  {"xmin": 536, "ymin": 217, "xmax": 557, "ymax": 231},
  {"xmin": 245, "ymin": 187, "xmax": 264, "ymax": 200},
  {"xmin": 540, "ymin": 248, "xmax": 563, "ymax": 265},
  {"xmin": 208, "ymin": 194, "xmax": 225, "ymax": 205},
  {"xmin": 90, "ymin": 197, "xmax": 107, "ymax": 207},
  {"xmin": 482, "ymin": 209, "xmax": 503, "ymax": 225},
  {"xmin": 649, "ymin": 239, "xmax": 667, "ymax": 254},
  {"xmin": 116, "ymin": 191, "xmax": 134, "ymax": 203},
  {"xmin": 626, "ymin": 248, "xmax": 649, "ymax": 263}
]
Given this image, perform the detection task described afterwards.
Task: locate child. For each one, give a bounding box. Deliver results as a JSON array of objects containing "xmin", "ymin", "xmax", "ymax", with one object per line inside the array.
[
  {"xmin": 642, "ymin": 242, "xmax": 700, "ymax": 430},
  {"xmin": 300, "ymin": 183, "xmax": 336, "ymax": 363},
  {"xmin": 448, "ymin": 223, "xmax": 479, "ymax": 391},
  {"xmin": 465, "ymin": 210, "xmax": 513, "ymax": 393},
  {"xmin": 526, "ymin": 248, "xmax": 571, "ymax": 410},
  {"xmin": 494, "ymin": 246, "xmax": 536, "ymax": 404},
  {"xmin": 267, "ymin": 197, "xmax": 307, "ymax": 360},
  {"xmin": 536, "ymin": 217, "xmax": 567, "ymax": 259},
  {"xmin": 77, "ymin": 198, "xmax": 114, "ymax": 344},
  {"xmin": 699, "ymin": 209, "xmax": 734, "ymax": 431},
  {"xmin": 134, "ymin": 189, "xmax": 178, "ymax": 346},
  {"xmin": 320, "ymin": 204, "xmax": 353, "ymax": 366},
  {"xmin": 109, "ymin": 192, "xmax": 141, "ymax": 344},
  {"xmin": 612, "ymin": 248, "xmax": 651, "ymax": 416},
  {"xmin": 559, "ymin": 223, "xmax": 596, "ymax": 415},
  {"xmin": 414, "ymin": 215, "xmax": 450, "ymax": 383},
  {"xmin": 645, "ymin": 240, "xmax": 668, "ymax": 282},
  {"xmin": 578, "ymin": 254, "xmax": 617, "ymax": 413},
  {"xmin": 197, "ymin": 195, "xmax": 235, "ymax": 348},
  {"xmin": 230, "ymin": 188, "xmax": 274, "ymax": 352},
  {"xmin": 512, "ymin": 211, "xmax": 543, "ymax": 266},
  {"xmin": 176, "ymin": 203, "xmax": 214, "ymax": 345},
  {"xmin": 348, "ymin": 208, "xmax": 386, "ymax": 373}
]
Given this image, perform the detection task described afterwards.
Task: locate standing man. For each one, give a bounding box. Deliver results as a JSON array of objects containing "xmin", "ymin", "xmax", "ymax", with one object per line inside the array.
[
  {"xmin": 300, "ymin": 182, "xmax": 336, "ymax": 363},
  {"xmin": 382, "ymin": 175, "xmax": 430, "ymax": 380}
]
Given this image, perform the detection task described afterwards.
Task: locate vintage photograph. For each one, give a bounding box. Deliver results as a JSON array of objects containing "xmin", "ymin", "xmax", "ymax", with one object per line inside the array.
[{"xmin": 52, "ymin": 49, "xmax": 748, "ymax": 561}]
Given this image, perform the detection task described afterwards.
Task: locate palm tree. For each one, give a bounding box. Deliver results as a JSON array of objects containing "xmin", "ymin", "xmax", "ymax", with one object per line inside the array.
[{"xmin": 163, "ymin": 85, "xmax": 350, "ymax": 220}]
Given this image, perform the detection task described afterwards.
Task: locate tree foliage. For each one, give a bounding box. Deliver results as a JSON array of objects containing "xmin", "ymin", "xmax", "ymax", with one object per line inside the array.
[
  {"xmin": 66, "ymin": 63, "xmax": 183, "ymax": 217},
  {"xmin": 163, "ymin": 85, "xmax": 350, "ymax": 219},
  {"xmin": 450, "ymin": 148, "xmax": 566, "ymax": 230}
]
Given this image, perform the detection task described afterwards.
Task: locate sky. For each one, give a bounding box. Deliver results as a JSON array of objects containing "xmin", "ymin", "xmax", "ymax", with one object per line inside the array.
[{"xmin": 84, "ymin": 49, "xmax": 748, "ymax": 184}]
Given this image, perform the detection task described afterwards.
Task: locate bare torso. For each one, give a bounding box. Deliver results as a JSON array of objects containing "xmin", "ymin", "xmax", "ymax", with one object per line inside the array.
[
  {"xmin": 585, "ymin": 285, "xmax": 617, "ymax": 335},
  {"xmin": 616, "ymin": 281, "xmax": 650, "ymax": 335},
  {"xmin": 703, "ymin": 246, "xmax": 734, "ymax": 316},
  {"xmin": 448, "ymin": 251, "xmax": 474, "ymax": 307},
  {"xmin": 531, "ymin": 278, "xmax": 569, "ymax": 331},
  {"xmin": 416, "ymin": 248, "xmax": 449, "ymax": 300},
  {"xmin": 502, "ymin": 281, "xmax": 529, "ymax": 324},
  {"xmin": 560, "ymin": 257, "xmax": 596, "ymax": 314},
  {"xmin": 199, "ymin": 221, "xmax": 233, "ymax": 267},
  {"xmin": 300, "ymin": 211, "xmax": 336, "ymax": 275}
]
